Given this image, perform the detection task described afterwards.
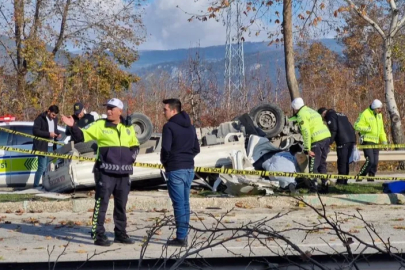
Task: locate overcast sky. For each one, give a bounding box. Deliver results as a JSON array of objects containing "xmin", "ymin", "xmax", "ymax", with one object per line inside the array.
[{"xmin": 140, "ymin": 0, "xmax": 275, "ymax": 50}]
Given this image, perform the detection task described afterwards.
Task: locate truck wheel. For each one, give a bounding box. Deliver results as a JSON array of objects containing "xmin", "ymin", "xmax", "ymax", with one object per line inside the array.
[
  {"xmin": 249, "ymin": 104, "xmax": 285, "ymax": 138},
  {"xmin": 75, "ymin": 141, "xmax": 98, "ymax": 154},
  {"xmin": 131, "ymin": 113, "xmax": 153, "ymax": 145}
]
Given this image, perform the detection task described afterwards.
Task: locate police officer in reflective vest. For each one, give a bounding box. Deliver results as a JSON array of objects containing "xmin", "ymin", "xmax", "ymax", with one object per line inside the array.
[
  {"xmin": 354, "ymin": 99, "xmax": 387, "ymax": 181},
  {"xmin": 291, "ymin": 98, "xmax": 331, "ymax": 193},
  {"xmin": 61, "ymin": 98, "xmax": 140, "ymax": 246}
]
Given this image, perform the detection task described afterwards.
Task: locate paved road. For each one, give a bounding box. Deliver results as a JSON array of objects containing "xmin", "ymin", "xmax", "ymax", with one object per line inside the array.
[{"xmin": 0, "ymin": 204, "xmax": 404, "ymax": 265}]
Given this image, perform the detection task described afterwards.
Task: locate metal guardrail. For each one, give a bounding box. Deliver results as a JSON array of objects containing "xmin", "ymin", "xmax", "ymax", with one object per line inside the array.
[{"xmin": 326, "ymin": 150, "xmax": 405, "ymax": 162}]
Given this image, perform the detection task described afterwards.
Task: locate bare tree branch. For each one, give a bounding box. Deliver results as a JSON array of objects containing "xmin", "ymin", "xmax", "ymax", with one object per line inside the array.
[
  {"xmin": 53, "ymin": 0, "xmax": 71, "ymax": 55},
  {"xmin": 47, "ymin": 240, "xmax": 70, "ymax": 270},
  {"xmin": 29, "ymin": 0, "xmax": 43, "ymax": 39},
  {"xmin": 343, "ymin": 0, "xmax": 386, "ymax": 38},
  {"xmin": 75, "ymin": 248, "xmax": 121, "ymax": 270},
  {"xmin": 0, "ymin": 39, "xmax": 17, "ymax": 71}
]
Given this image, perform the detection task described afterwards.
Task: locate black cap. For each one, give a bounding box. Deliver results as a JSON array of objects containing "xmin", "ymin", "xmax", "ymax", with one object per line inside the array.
[
  {"xmin": 73, "ymin": 102, "xmax": 84, "ymax": 115},
  {"xmin": 317, "ymin": 107, "xmax": 327, "ymax": 115}
]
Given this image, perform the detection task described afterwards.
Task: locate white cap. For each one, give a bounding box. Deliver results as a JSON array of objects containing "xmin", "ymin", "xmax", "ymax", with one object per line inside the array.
[
  {"xmin": 103, "ymin": 98, "xmax": 124, "ymax": 110},
  {"xmin": 371, "ymin": 99, "xmax": 383, "ymax": 110},
  {"xmin": 291, "ymin": 97, "xmax": 305, "ymax": 110}
]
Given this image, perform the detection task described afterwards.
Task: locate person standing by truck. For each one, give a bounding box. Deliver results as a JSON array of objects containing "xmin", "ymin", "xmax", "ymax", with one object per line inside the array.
[
  {"xmin": 65, "ymin": 102, "xmax": 95, "ymax": 142},
  {"xmin": 317, "ymin": 107, "xmax": 356, "ymax": 184},
  {"xmin": 61, "ymin": 98, "xmax": 140, "ymax": 246},
  {"xmin": 291, "ymin": 98, "xmax": 331, "ymax": 193},
  {"xmin": 354, "ymin": 99, "xmax": 387, "ymax": 181},
  {"xmin": 161, "ymin": 98, "xmax": 200, "ymax": 247},
  {"xmin": 32, "ymin": 105, "xmax": 61, "ymax": 188}
]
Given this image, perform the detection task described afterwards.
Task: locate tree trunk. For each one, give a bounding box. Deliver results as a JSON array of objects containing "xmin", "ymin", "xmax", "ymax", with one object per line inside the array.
[
  {"xmin": 14, "ymin": 0, "xmax": 24, "ymax": 72},
  {"xmin": 16, "ymin": 72, "xmax": 27, "ymax": 118},
  {"xmin": 383, "ymin": 39, "xmax": 405, "ymax": 144},
  {"xmin": 14, "ymin": 0, "xmax": 28, "ymax": 119},
  {"xmin": 282, "ymin": 0, "xmax": 300, "ymax": 101}
]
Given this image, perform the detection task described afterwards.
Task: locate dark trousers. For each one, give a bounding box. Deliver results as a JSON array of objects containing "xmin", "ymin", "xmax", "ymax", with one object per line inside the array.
[
  {"xmin": 91, "ymin": 169, "xmax": 131, "ymax": 240},
  {"xmin": 336, "ymin": 143, "xmax": 354, "ymax": 184},
  {"xmin": 358, "ymin": 142, "xmax": 379, "ymax": 177},
  {"xmin": 309, "ymin": 138, "xmax": 330, "ymax": 184}
]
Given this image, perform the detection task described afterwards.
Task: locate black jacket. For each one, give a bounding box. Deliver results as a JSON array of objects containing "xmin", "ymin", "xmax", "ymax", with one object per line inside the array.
[
  {"xmin": 160, "ymin": 111, "xmax": 200, "ymax": 172},
  {"xmin": 324, "ymin": 109, "xmax": 356, "ymax": 146},
  {"xmin": 32, "ymin": 112, "xmax": 59, "ymax": 151},
  {"xmin": 66, "ymin": 114, "xmax": 95, "ymax": 143}
]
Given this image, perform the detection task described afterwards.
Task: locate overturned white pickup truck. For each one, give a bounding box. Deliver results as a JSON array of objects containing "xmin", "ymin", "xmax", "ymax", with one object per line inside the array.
[{"xmin": 43, "ymin": 104, "xmax": 304, "ymax": 193}]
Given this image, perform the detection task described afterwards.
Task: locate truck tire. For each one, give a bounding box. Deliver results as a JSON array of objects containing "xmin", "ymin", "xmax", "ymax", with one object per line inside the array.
[
  {"xmin": 249, "ymin": 104, "xmax": 285, "ymax": 138},
  {"xmin": 75, "ymin": 141, "xmax": 98, "ymax": 154},
  {"xmin": 131, "ymin": 113, "xmax": 153, "ymax": 145}
]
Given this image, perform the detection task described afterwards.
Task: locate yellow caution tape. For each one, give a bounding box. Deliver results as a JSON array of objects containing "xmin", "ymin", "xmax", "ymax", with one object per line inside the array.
[
  {"xmin": 1, "ymin": 126, "xmax": 404, "ymax": 150},
  {"xmin": 0, "ymin": 126, "xmax": 65, "ymax": 146},
  {"xmin": 0, "ymin": 145, "xmax": 404, "ymax": 181},
  {"xmin": 0, "ymin": 127, "xmax": 403, "ymax": 181},
  {"xmin": 357, "ymin": 144, "xmax": 405, "ymax": 149}
]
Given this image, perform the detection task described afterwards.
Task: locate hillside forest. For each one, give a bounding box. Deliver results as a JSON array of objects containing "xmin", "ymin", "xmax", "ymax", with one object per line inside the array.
[{"xmin": 1, "ymin": 0, "xmax": 405, "ymax": 146}]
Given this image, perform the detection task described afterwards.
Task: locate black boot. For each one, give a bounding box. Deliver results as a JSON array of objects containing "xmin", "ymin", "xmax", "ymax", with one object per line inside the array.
[
  {"xmin": 309, "ymin": 179, "xmax": 318, "ymax": 193},
  {"xmin": 288, "ymin": 183, "xmax": 297, "ymax": 194},
  {"xmin": 94, "ymin": 235, "xmax": 112, "ymax": 246},
  {"xmin": 319, "ymin": 180, "xmax": 329, "ymax": 194},
  {"xmin": 114, "ymin": 233, "xmax": 135, "ymax": 244},
  {"xmin": 166, "ymin": 238, "xmax": 187, "ymax": 247},
  {"xmin": 336, "ymin": 179, "xmax": 344, "ymax": 185}
]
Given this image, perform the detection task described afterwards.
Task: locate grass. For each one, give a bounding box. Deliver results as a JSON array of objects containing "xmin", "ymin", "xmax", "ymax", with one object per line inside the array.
[
  {"xmin": 328, "ymin": 183, "xmax": 383, "ymax": 194},
  {"xmin": 277, "ymin": 183, "xmax": 383, "ymax": 195},
  {"xmin": 0, "ymin": 194, "xmax": 62, "ymax": 203},
  {"xmin": 192, "ymin": 190, "xmax": 224, "ymax": 198},
  {"xmin": 194, "ymin": 183, "xmax": 384, "ymax": 197},
  {"xmin": 0, "ymin": 184, "xmax": 385, "ymax": 202}
]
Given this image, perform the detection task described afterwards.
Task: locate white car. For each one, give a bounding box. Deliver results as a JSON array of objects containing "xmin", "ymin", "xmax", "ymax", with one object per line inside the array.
[{"xmin": 0, "ymin": 116, "xmax": 69, "ymax": 188}]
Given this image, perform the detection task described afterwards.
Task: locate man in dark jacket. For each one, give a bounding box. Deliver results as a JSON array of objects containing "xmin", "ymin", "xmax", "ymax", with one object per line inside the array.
[
  {"xmin": 66, "ymin": 102, "xmax": 95, "ymax": 142},
  {"xmin": 32, "ymin": 105, "xmax": 61, "ymax": 188},
  {"xmin": 318, "ymin": 107, "xmax": 356, "ymax": 184},
  {"xmin": 161, "ymin": 98, "xmax": 200, "ymax": 247}
]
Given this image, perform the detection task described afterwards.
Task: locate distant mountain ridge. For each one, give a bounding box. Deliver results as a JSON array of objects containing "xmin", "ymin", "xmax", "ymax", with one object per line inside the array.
[
  {"xmin": 0, "ymin": 36, "xmax": 343, "ymax": 86},
  {"xmin": 131, "ymin": 39, "xmax": 343, "ymax": 86},
  {"xmin": 132, "ymin": 39, "xmax": 342, "ymax": 70}
]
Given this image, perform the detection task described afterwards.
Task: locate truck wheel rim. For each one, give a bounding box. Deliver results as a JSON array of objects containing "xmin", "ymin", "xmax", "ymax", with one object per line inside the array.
[{"xmin": 257, "ymin": 110, "xmax": 277, "ymax": 130}]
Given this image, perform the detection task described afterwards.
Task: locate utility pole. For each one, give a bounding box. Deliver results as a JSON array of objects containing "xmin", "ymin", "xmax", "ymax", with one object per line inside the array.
[{"xmin": 224, "ymin": 0, "xmax": 245, "ymax": 113}]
